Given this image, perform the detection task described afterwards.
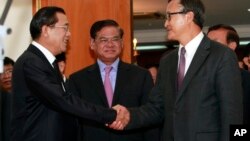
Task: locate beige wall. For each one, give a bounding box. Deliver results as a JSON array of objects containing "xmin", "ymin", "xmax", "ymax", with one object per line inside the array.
[{"xmin": 0, "ymin": 0, "xmax": 32, "ymax": 61}]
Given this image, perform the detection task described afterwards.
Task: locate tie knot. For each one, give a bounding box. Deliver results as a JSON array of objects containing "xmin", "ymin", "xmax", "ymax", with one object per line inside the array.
[
  {"xmin": 181, "ymin": 47, "xmax": 186, "ymax": 55},
  {"xmin": 105, "ymin": 66, "xmax": 112, "ymax": 74}
]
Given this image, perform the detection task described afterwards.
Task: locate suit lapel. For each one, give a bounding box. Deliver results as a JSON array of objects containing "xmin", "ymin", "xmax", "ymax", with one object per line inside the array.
[
  {"xmin": 87, "ymin": 64, "xmax": 110, "ymax": 107},
  {"xmin": 27, "ymin": 44, "xmax": 55, "ymax": 72},
  {"xmin": 112, "ymin": 61, "xmax": 128, "ymax": 106},
  {"xmin": 27, "ymin": 44, "xmax": 67, "ymax": 92},
  {"xmin": 168, "ymin": 50, "xmax": 179, "ymax": 99},
  {"xmin": 176, "ymin": 36, "xmax": 210, "ymax": 104}
]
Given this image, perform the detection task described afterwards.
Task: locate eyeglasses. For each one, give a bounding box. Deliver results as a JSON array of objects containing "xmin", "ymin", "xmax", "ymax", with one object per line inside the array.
[
  {"xmin": 49, "ymin": 25, "xmax": 70, "ymax": 32},
  {"xmin": 165, "ymin": 10, "xmax": 189, "ymax": 21},
  {"xmin": 95, "ymin": 36, "xmax": 122, "ymax": 45},
  {"xmin": 0, "ymin": 69, "xmax": 13, "ymax": 78}
]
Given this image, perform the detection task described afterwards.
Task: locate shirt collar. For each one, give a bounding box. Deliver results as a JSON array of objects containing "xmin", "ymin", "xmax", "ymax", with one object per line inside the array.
[
  {"xmin": 97, "ymin": 58, "xmax": 119, "ymax": 72},
  {"xmin": 32, "ymin": 41, "xmax": 56, "ymax": 65},
  {"xmin": 179, "ymin": 31, "xmax": 204, "ymax": 56}
]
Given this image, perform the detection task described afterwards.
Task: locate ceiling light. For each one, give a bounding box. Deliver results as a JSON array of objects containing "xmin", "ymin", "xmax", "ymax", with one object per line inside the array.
[
  {"xmin": 248, "ymin": 9, "xmax": 250, "ymax": 12},
  {"xmin": 136, "ymin": 45, "xmax": 167, "ymax": 51}
]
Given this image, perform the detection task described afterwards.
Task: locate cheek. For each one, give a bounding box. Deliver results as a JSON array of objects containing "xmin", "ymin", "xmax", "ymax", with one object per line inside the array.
[
  {"xmin": 174, "ymin": 18, "xmax": 185, "ymax": 28},
  {"xmin": 96, "ymin": 46, "xmax": 105, "ymax": 54}
]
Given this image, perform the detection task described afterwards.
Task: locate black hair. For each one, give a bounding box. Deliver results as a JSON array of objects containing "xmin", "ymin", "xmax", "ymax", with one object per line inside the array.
[
  {"xmin": 168, "ymin": 0, "xmax": 205, "ymax": 29},
  {"xmin": 90, "ymin": 19, "xmax": 124, "ymax": 39},
  {"xmin": 208, "ymin": 24, "xmax": 239, "ymax": 47},
  {"xmin": 4, "ymin": 57, "xmax": 15, "ymax": 66},
  {"xmin": 30, "ymin": 6, "xmax": 65, "ymax": 40}
]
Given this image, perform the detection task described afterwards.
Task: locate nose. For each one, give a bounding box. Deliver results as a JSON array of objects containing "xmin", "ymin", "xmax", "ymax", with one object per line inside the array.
[
  {"xmin": 106, "ymin": 40, "xmax": 114, "ymax": 46},
  {"xmin": 66, "ymin": 30, "xmax": 71, "ymax": 37},
  {"xmin": 164, "ymin": 20, "xmax": 169, "ymax": 28}
]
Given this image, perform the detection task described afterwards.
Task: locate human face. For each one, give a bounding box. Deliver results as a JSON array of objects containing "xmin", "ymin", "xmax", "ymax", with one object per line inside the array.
[
  {"xmin": 58, "ymin": 60, "xmax": 66, "ymax": 74},
  {"xmin": 90, "ymin": 26, "xmax": 123, "ymax": 64},
  {"xmin": 207, "ymin": 28, "xmax": 237, "ymax": 50},
  {"xmin": 164, "ymin": 0, "xmax": 189, "ymax": 41},
  {"xmin": 47, "ymin": 12, "xmax": 71, "ymax": 55},
  {"xmin": 148, "ymin": 67, "xmax": 158, "ymax": 84},
  {"xmin": 0, "ymin": 64, "xmax": 13, "ymax": 92}
]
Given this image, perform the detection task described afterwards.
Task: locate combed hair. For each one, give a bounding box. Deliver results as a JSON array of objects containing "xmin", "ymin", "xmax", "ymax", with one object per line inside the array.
[
  {"xmin": 30, "ymin": 6, "xmax": 65, "ymax": 40},
  {"xmin": 90, "ymin": 19, "xmax": 124, "ymax": 39}
]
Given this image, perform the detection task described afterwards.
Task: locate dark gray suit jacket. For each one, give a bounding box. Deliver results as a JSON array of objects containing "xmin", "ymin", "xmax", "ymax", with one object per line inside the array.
[
  {"xmin": 0, "ymin": 90, "xmax": 11, "ymax": 141},
  {"xmin": 68, "ymin": 61, "xmax": 160, "ymax": 141},
  {"xmin": 11, "ymin": 44, "xmax": 116, "ymax": 141},
  {"xmin": 241, "ymin": 69, "xmax": 250, "ymax": 124},
  {"xmin": 128, "ymin": 36, "xmax": 243, "ymax": 141}
]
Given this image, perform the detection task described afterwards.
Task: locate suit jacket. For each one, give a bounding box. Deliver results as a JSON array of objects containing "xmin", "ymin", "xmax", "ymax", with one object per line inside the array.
[
  {"xmin": 241, "ymin": 69, "xmax": 250, "ymax": 124},
  {"xmin": 0, "ymin": 90, "xmax": 11, "ymax": 141},
  {"xmin": 128, "ymin": 36, "xmax": 243, "ymax": 141},
  {"xmin": 11, "ymin": 44, "xmax": 116, "ymax": 141},
  {"xmin": 68, "ymin": 61, "xmax": 160, "ymax": 141}
]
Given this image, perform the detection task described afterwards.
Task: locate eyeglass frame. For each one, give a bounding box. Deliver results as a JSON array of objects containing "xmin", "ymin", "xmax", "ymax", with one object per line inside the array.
[
  {"xmin": 165, "ymin": 10, "xmax": 191, "ymax": 21},
  {"xmin": 49, "ymin": 25, "xmax": 70, "ymax": 32},
  {"xmin": 94, "ymin": 36, "xmax": 122, "ymax": 45},
  {"xmin": 0, "ymin": 69, "xmax": 13, "ymax": 79}
]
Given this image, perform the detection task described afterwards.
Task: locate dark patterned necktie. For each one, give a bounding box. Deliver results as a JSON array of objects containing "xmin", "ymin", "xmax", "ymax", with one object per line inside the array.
[
  {"xmin": 177, "ymin": 47, "xmax": 186, "ymax": 91},
  {"xmin": 53, "ymin": 60, "xmax": 66, "ymax": 92}
]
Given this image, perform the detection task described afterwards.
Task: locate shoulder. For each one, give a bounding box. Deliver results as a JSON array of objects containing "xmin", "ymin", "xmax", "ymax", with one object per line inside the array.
[
  {"xmin": 159, "ymin": 48, "xmax": 178, "ymax": 64},
  {"xmin": 69, "ymin": 64, "xmax": 96, "ymax": 79},
  {"xmin": 120, "ymin": 61, "xmax": 149, "ymax": 74}
]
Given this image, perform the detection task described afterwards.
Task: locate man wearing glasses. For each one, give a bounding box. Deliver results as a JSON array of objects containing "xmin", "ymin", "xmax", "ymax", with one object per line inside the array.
[
  {"xmin": 68, "ymin": 19, "xmax": 159, "ymax": 141},
  {"xmin": 110, "ymin": 0, "xmax": 243, "ymax": 141},
  {"xmin": 11, "ymin": 7, "xmax": 127, "ymax": 141},
  {"xmin": 0, "ymin": 57, "xmax": 14, "ymax": 141}
]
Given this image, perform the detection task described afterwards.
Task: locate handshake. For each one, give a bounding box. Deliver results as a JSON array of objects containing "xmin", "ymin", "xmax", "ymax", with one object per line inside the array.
[{"xmin": 106, "ymin": 105, "xmax": 130, "ymax": 130}]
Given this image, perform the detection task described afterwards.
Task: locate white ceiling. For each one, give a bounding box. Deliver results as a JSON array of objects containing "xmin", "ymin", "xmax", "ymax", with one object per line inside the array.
[{"xmin": 133, "ymin": 0, "xmax": 250, "ymax": 30}]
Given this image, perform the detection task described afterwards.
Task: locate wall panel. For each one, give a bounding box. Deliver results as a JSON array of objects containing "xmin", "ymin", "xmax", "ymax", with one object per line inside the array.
[{"xmin": 33, "ymin": 0, "xmax": 132, "ymax": 76}]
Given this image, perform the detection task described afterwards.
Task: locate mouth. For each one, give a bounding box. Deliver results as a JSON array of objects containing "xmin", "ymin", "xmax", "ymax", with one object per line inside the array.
[
  {"xmin": 3, "ymin": 80, "xmax": 11, "ymax": 85},
  {"xmin": 104, "ymin": 49, "xmax": 116, "ymax": 53},
  {"xmin": 64, "ymin": 39, "xmax": 68, "ymax": 44},
  {"xmin": 166, "ymin": 27, "xmax": 171, "ymax": 32}
]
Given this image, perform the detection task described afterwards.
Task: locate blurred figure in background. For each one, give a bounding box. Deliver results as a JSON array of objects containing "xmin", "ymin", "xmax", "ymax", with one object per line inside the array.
[
  {"xmin": 243, "ymin": 43, "xmax": 250, "ymax": 71},
  {"xmin": 146, "ymin": 65, "xmax": 158, "ymax": 84},
  {"xmin": 0, "ymin": 57, "xmax": 15, "ymax": 141},
  {"xmin": 0, "ymin": 57, "xmax": 14, "ymax": 93},
  {"xmin": 56, "ymin": 52, "xmax": 67, "ymax": 82},
  {"xmin": 207, "ymin": 23, "xmax": 250, "ymax": 124}
]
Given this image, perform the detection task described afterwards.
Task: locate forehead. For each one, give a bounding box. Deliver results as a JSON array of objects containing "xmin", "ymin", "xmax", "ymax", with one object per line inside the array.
[
  {"xmin": 3, "ymin": 64, "xmax": 13, "ymax": 70},
  {"xmin": 208, "ymin": 29, "xmax": 227, "ymax": 38},
  {"xmin": 167, "ymin": 0, "xmax": 183, "ymax": 11},
  {"xmin": 55, "ymin": 12, "xmax": 68, "ymax": 24},
  {"xmin": 96, "ymin": 26, "xmax": 120, "ymax": 37}
]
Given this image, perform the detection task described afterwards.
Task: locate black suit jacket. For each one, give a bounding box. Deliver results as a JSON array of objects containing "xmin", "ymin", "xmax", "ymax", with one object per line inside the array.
[
  {"xmin": 11, "ymin": 44, "xmax": 116, "ymax": 141},
  {"xmin": 0, "ymin": 90, "xmax": 11, "ymax": 141},
  {"xmin": 68, "ymin": 61, "xmax": 160, "ymax": 141},
  {"xmin": 241, "ymin": 69, "xmax": 250, "ymax": 124},
  {"xmin": 128, "ymin": 36, "xmax": 243, "ymax": 141}
]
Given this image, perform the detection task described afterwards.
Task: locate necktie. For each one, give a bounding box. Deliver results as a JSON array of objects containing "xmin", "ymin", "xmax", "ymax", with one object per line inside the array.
[
  {"xmin": 104, "ymin": 66, "xmax": 113, "ymax": 107},
  {"xmin": 177, "ymin": 47, "xmax": 186, "ymax": 91},
  {"xmin": 53, "ymin": 60, "xmax": 66, "ymax": 92}
]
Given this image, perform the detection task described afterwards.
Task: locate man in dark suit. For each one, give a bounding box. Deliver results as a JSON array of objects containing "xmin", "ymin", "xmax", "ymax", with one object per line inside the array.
[
  {"xmin": 207, "ymin": 24, "xmax": 250, "ymax": 124},
  {"xmin": 110, "ymin": 0, "xmax": 243, "ymax": 141},
  {"xmin": 68, "ymin": 19, "xmax": 159, "ymax": 141},
  {"xmin": 11, "ymin": 6, "xmax": 124, "ymax": 141},
  {"xmin": 0, "ymin": 57, "xmax": 15, "ymax": 141}
]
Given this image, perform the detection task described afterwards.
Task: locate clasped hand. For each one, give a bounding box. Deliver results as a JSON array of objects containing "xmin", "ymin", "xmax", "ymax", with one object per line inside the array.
[{"xmin": 107, "ymin": 104, "xmax": 130, "ymax": 130}]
